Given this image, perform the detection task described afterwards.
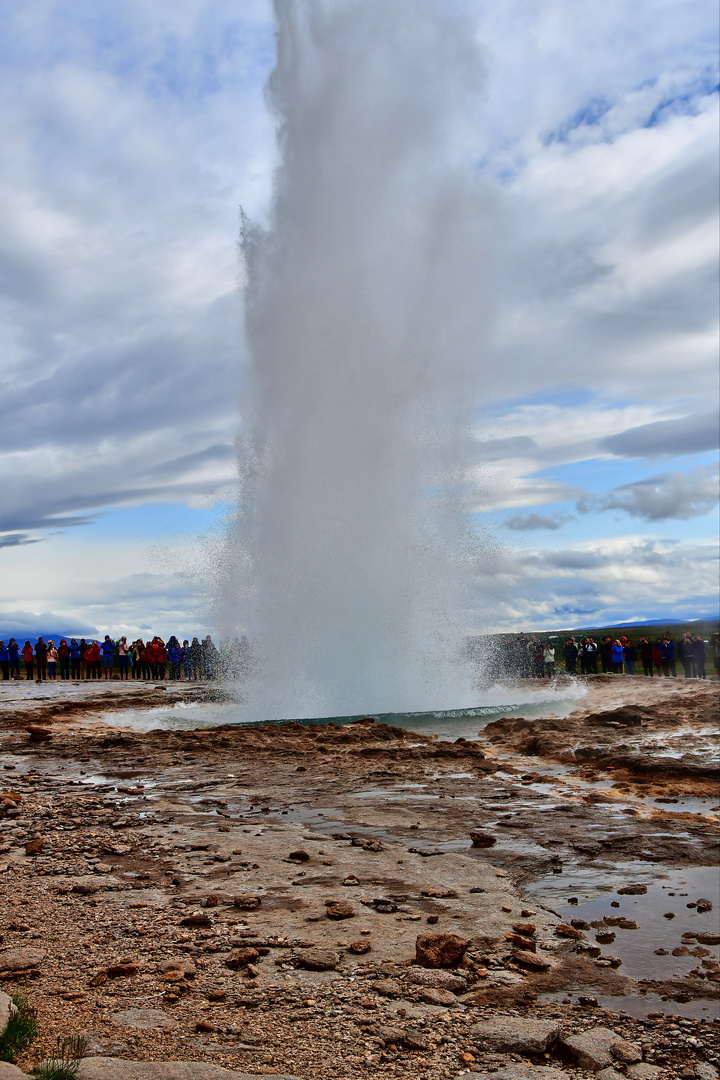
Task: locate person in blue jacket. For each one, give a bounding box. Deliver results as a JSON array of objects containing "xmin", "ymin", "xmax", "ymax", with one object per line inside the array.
[
  {"xmin": 7, "ymin": 638, "xmax": 20, "ymax": 679},
  {"xmin": 69, "ymin": 638, "xmax": 82, "ymax": 680},
  {"xmin": 0, "ymin": 642, "xmax": 9, "ymax": 680},
  {"xmin": 611, "ymin": 639, "xmax": 625, "ymax": 674},
  {"xmin": 661, "ymin": 635, "xmax": 676, "ymax": 677},
  {"xmin": 101, "ymin": 635, "xmax": 115, "ymax": 679}
]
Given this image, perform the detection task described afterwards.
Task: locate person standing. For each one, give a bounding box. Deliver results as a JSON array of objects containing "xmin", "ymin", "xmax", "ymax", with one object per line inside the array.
[
  {"xmin": 181, "ymin": 640, "xmax": 192, "ymax": 680},
  {"xmin": 563, "ymin": 638, "xmax": 578, "ymax": 675},
  {"xmin": 191, "ymin": 637, "xmax": 203, "ymax": 680},
  {"xmin": 100, "ymin": 636, "xmax": 115, "ymax": 679},
  {"xmin": 69, "ymin": 639, "xmax": 81, "ymax": 680},
  {"xmin": 693, "ymin": 636, "xmax": 707, "ymax": 679},
  {"xmin": 46, "ymin": 640, "xmax": 58, "ymax": 679},
  {"xmin": 639, "ymin": 637, "xmax": 653, "ymax": 676},
  {"xmin": 155, "ymin": 639, "xmax": 168, "ymax": 680},
  {"xmin": 599, "ymin": 636, "xmax": 613, "ymax": 674},
  {"xmin": 117, "ymin": 637, "xmax": 130, "ymax": 680},
  {"xmin": 58, "ymin": 639, "xmax": 70, "ymax": 680},
  {"xmin": 624, "ymin": 639, "xmax": 636, "ymax": 675},
  {"xmin": 78, "ymin": 639, "xmax": 87, "ymax": 680},
  {"xmin": 168, "ymin": 640, "xmax": 181, "ymax": 680},
  {"xmin": 35, "ymin": 637, "xmax": 48, "ymax": 681},
  {"xmin": 712, "ymin": 633, "xmax": 720, "ymax": 679},
  {"xmin": 0, "ymin": 642, "xmax": 9, "ymax": 680},
  {"xmin": 653, "ymin": 637, "xmax": 665, "ymax": 676},
  {"xmin": 543, "ymin": 643, "xmax": 556, "ymax": 679},
  {"xmin": 85, "ymin": 640, "xmax": 100, "ymax": 679},
  {"xmin": 21, "ymin": 641, "xmax": 34, "ymax": 681},
  {"xmin": 8, "ymin": 638, "xmax": 20, "ymax": 679},
  {"xmin": 677, "ymin": 633, "xmax": 693, "ymax": 678},
  {"xmin": 662, "ymin": 635, "xmax": 677, "ymax": 677},
  {"xmin": 611, "ymin": 639, "xmax": 624, "ymax": 674}
]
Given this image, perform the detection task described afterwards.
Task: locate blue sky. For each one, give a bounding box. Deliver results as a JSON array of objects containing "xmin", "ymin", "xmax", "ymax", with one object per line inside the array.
[{"xmin": 0, "ymin": 0, "xmax": 718, "ymax": 639}]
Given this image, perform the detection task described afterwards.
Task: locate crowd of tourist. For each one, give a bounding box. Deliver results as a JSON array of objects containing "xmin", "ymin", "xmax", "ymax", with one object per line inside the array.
[
  {"xmin": 0, "ymin": 634, "xmax": 254, "ymax": 682},
  {"xmin": 476, "ymin": 631, "xmax": 719, "ymax": 681},
  {"xmin": 0, "ymin": 628, "xmax": 717, "ymax": 683}
]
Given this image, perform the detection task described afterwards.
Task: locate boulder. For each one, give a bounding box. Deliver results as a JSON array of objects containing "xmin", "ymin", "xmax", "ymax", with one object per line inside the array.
[
  {"xmin": 0, "ymin": 947, "xmax": 45, "ymax": 973},
  {"xmin": 0, "ymin": 991, "xmax": 16, "ymax": 1034},
  {"xmin": 561, "ymin": 1027, "xmax": 641, "ymax": 1071},
  {"xmin": 406, "ymin": 967, "xmax": 467, "ymax": 993},
  {"xmin": 0, "ymin": 1064, "xmax": 31, "ymax": 1080},
  {"xmin": 294, "ymin": 948, "xmax": 339, "ymax": 972},
  {"xmin": 414, "ymin": 932, "xmax": 468, "ymax": 968},
  {"xmin": 77, "ymin": 1062, "xmax": 300, "ymax": 1080},
  {"xmin": 471, "ymin": 1016, "xmax": 560, "ymax": 1054}
]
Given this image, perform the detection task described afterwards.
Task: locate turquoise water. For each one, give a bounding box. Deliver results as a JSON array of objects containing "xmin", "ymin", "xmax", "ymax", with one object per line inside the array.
[{"xmin": 99, "ymin": 683, "xmax": 586, "ymax": 739}]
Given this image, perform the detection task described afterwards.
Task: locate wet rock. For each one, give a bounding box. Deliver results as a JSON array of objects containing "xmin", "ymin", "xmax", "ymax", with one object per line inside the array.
[
  {"xmin": 512, "ymin": 950, "xmax": 551, "ymax": 971},
  {"xmin": 414, "ymin": 932, "xmax": 468, "ymax": 968},
  {"xmin": 696, "ymin": 932, "xmax": 720, "ymax": 945},
  {"xmin": 406, "ymin": 967, "xmax": 467, "ymax": 993},
  {"xmin": 470, "ymin": 831, "xmax": 497, "ymax": 847},
  {"xmin": 561, "ymin": 1027, "xmax": 641, "ymax": 1071},
  {"xmin": 617, "ymin": 884, "xmax": 647, "ymax": 895},
  {"xmin": 595, "ymin": 931, "xmax": 616, "ymax": 944},
  {"xmin": 0, "ymin": 947, "xmax": 45, "ymax": 973},
  {"xmin": 471, "ymin": 1016, "xmax": 560, "ymax": 1054},
  {"xmin": 604, "ymin": 916, "xmax": 638, "ymax": 929},
  {"xmin": 696, "ymin": 898, "xmax": 713, "ymax": 913},
  {"xmin": 26, "ymin": 725, "xmax": 52, "ymax": 741},
  {"xmin": 418, "ymin": 987, "xmax": 457, "ymax": 1006},
  {"xmin": 294, "ymin": 948, "xmax": 339, "ymax": 971}
]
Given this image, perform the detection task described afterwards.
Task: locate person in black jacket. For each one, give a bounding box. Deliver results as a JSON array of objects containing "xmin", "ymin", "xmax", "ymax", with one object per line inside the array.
[
  {"xmin": 599, "ymin": 636, "xmax": 613, "ymax": 673},
  {"xmin": 563, "ymin": 638, "xmax": 578, "ymax": 674},
  {"xmin": 34, "ymin": 637, "xmax": 48, "ymax": 682}
]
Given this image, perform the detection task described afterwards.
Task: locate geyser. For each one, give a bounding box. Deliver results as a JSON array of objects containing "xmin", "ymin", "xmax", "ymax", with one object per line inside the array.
[{"xmin": 219, "ymin": 0, "xmax": 501, "ymax": 719}]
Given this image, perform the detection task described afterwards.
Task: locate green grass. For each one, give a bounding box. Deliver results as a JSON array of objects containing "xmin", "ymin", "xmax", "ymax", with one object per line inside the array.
[
  {"xmin": 0, "ymin": 993, "xmax": 39, "ymax": 1062},
  {"xmin": 32, "ymin": 1035, "xmax": 87, "ymax": 1080}
]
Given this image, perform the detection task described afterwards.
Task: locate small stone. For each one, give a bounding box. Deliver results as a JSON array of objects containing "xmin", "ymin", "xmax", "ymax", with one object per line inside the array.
[
  {"xmin": 25, "ymin": 838, "xmax": 44, "ymax": 855},
  {"xmin": 288, "ymin": 850, "xmax": 310, "ymax": 862},
  {"xmin": 555, "ymin": 924, "xmax": 585, "ymax": 939},
  {"xmin": 373, "ymin": 978, "xmax": 403, "ymax": 997},
  {"xmin": 348, "ymin": 941, "xmax": 371, "ymax": 954},
  {"xmin": 107, "ymin": 963, "xmax": 138, "ymax": 978},
  {"xmin": 202, "ymin": 895, "xmax": 219, "ymax": 908},
  {"xmin": 415, "ymin": 932, "xmax": 468, "ymax": 968}
]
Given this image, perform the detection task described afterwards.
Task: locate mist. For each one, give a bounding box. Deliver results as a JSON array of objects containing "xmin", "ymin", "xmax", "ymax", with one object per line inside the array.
[{"xmin": 218, "ymin": 0, "xmax": 502, "ymax": 719}]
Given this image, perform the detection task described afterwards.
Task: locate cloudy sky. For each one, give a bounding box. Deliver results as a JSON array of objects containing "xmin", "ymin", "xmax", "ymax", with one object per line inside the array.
[{"xmin": 0, "ymin": 0, "xmax": 718, "ymax": 641}]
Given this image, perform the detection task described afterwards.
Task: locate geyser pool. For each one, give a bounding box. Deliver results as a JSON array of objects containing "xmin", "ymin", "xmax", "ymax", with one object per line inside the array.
[{"xmin": 218, "ymin": 0, "xmax": 503, "ymax": 721}]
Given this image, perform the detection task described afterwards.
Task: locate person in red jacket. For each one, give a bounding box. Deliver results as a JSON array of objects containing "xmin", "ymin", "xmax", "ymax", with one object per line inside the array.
[
  {"xmin": 21, "ymin": 641, "xmax": 34, "ymax": 681},
  {"xmin": 155, "ymin": 639, "xmax": 168, "ymax": 680},
  {"xmin": 85, "ymin": 640, "xmax": 101, "ymax": 679},
  {"xmin": 144, "ymin": 639, "xmax": 158, "ymax": 680}
]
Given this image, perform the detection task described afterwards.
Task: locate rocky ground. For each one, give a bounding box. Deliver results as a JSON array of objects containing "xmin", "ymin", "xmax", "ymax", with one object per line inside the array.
[{"xmin": 0, "ymin": 675, "xmax": 718, "ymax": 1079}]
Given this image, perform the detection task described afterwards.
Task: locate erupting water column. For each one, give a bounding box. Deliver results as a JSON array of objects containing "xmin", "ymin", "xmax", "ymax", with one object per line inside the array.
[{"xmin": 219, "ymin": 0, "xmax": 501, "ymax": 720}]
